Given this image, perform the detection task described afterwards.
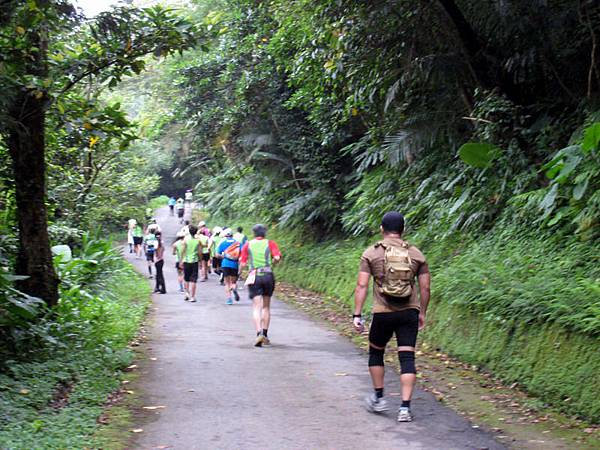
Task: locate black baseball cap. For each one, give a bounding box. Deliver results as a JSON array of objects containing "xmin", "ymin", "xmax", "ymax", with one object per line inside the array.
[{"xmin": 381, "ymin": 212, "xmax": 405, "ymax": 233}]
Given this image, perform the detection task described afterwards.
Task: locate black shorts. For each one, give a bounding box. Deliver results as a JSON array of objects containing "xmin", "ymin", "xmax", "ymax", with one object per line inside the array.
[
  {"xmin": 248, "ymin": 272, "xmax": 275, "ymax": 298},
  {"xmin": 183, "ymin": 262, "xmax": 199, "ymax": 282},
  {"xmin": 201, "ymin": 253, "xmax": 210, "ymax": 262},
  {"xmin": 212, "ymin": 257, "xmax": 222, "ymax": 269},
  {"xmin": 175, "ymin": 261, "xmax": 183, "ymax": 271},
  {"xmin": 222, "ymin": 267, "xmax": 238, "ymax": 279},
  {"xmin": 169, "ymin": 205, "xmax": 174, "ymax": 211},
  {"xmin": 177, "ymin": 209, "xmax": 184, "ymax": 217},
  {"xmin": 133, "ymin": 236, "xmax": 143, "ymax": 245},
  {"xmin": 146, "ymin": 251, "xmax": 155, "ymax": 262},
  {"xmin": 369, "ymin": 309, "xmax": 419, "ymax": 348}
]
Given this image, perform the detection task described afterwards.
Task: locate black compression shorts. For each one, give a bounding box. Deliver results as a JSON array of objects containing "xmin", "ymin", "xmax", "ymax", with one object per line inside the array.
[
  {"xmin": 177, "ymin": 209, "xmax": 184, "ymax": 217},
  {"xmin": 133, "ymin": 236, "xmax": 143, "ymax": 245},
  {"xmin": 369, "ymin": 309, "xmax": 419, "ymax": 348},
  {"xmin": 221, "ymin": 267, "xmax": 238, "ymax": 279},
  {"xmin": 201, "ymin": 253, "xmax": 210, "ymax": 262},
  {"xmin": 146, "ymin": 251, "xmax": 155, "ymax": 262},
  {"xmin": 248, "ymin": 272, "xmax": 275, "ymax": 298},
  {"xmin": 183, "ymin": 262, "xmax": 199, "ymax": 282}
]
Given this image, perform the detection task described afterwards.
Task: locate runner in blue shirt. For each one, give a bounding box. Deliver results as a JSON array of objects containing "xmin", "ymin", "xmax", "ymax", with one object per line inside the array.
[
  {"xmin": 168, "ymin": 196, "xmax": 176, "ymax": 216},
  {"xmin": 217, "ymin": 229, "xmax": 241, "ymax": 304}
]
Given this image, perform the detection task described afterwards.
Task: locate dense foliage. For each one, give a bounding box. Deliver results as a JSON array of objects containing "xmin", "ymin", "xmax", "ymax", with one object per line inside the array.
[{"xmin": 126, "ymin": 0, "xmax": 599, "ymax": 421}]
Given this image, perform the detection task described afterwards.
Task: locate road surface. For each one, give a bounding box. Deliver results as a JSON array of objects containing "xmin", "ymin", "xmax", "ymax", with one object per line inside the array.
[{"xmin": 126, "ymin": 206, "xmax": 504, "ymax": 450}]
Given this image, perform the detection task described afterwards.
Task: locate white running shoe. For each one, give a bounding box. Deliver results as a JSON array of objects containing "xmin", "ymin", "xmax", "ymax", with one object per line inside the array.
[
  {"xmin": 397, "ymin": 407, "xmax": 413, "ymax": 422},
  {"xmin": 364, "ymin": 393, "xmax": 389, "ymax": 413}
]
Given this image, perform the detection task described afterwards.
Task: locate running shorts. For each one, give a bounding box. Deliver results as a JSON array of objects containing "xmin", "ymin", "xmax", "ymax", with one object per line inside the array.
[
  {"xmin": 221, "ymin": 267, "xmax": 239, "ymax": 279},
  {"xmin": 212, "ymin": 257, "xmax": 222, "ymax": 269},
  {"xmin": 183, "ymin": 262, "xmax": 199, "ymax": 282},
  {"xmin": 146, "ymin": 251, "xmax": 155, "ymax": 262},
  {"xmin": 175, "ymin": 261, "xmax": 182, "ymax": 271},
  {"xmin": 368, "ymin": 309, "xmax": 419, "ymax": 348},
  {"xmin": 201, "ymin": 253, "xmax": 210, "ymax": 262},
  {"xmin": 177, "ymin": 209, "xmax": 184, "ymax": 218},
  {"xmin": 248, "ymin": 272, "xmax": 275, "ymax": 298},
  {"xmin": 133, "ymin": 236, "xmax": 143, "ymax": 245}
]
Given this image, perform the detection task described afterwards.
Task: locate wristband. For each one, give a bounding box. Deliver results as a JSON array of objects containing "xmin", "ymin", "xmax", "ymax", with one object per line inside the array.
[{"xmin": 352, "ymin": 314, "xmax": 362, "ymax": 319}]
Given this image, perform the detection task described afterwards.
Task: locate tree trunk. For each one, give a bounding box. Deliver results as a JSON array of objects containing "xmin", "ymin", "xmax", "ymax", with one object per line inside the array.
[
  {"xmin": 6, "ymin": 9, "xmax": 59, "ymax": 306},
  {"xmin": 7, "ymin": 91, "xmax": 59, "ymax": 307}
]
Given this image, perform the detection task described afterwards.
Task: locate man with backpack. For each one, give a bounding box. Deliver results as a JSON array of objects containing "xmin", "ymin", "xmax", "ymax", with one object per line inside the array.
[
  {"xmin": 217, "ymin": 228, "xmax": 241, "ymax": 304},
  {"xmin": 353, "ymin": 212, "xmax": 430, "ymax": 423},
  {"xmin": 239, "ymin": 224, "xmax": 282, "ymax": 347}
]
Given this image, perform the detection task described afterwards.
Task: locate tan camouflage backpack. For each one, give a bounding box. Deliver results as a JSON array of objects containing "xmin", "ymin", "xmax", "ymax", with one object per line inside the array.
[{"xmin": 376, "ymin": 240, "xmax": 414, "ymax": 299}]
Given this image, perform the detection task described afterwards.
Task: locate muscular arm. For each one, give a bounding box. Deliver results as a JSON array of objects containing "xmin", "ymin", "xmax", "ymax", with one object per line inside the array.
[
  {"xmin": 354, "ymin": 271, "xmax": 370, "ymax": 316},
  {"xmin": 418, "ymin": 271, "xmax": 431, "ymax": 330}
]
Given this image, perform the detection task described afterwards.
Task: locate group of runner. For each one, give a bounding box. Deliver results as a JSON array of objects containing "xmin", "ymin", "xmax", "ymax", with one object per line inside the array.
[{"xmin": 131, "ymin": 200, "xmax": 431, "ymax": 423}]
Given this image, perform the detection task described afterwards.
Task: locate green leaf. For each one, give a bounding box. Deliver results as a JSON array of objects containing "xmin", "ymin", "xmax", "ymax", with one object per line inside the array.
[
  {"xmin": 539, "ymin": 183, "xmax": 559, "ymax": 214},
  {"xmin": 573, "ymin": 178, "xmax": 589, "ymax": 201},
  {"xmin": 581, "ymin": 122, "xmax": 600, "ymax": 154},
  {"xmin": 458, "ymin": 143, "xmax": 500, "ymax": 169}
]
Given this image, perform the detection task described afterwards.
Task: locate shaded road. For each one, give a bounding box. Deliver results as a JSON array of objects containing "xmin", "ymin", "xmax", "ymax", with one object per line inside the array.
[{"xmin": 125, "ymin": 206, "xmax": 504, "ymax": 450}]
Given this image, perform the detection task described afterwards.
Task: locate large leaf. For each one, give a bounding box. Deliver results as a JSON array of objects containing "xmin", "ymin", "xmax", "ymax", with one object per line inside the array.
[
  {"xmin": 582, "ymin": 122, "xmax": 600, "ymax": 154},
  {"xmin": 458, "ymin": 143, "xmax": 500, "ymax": 168}
]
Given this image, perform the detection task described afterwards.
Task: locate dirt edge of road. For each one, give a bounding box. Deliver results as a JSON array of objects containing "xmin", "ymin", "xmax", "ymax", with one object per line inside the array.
[{"xmin": 275, "ymin": 282, "xmax": 600, "ymax": 450}]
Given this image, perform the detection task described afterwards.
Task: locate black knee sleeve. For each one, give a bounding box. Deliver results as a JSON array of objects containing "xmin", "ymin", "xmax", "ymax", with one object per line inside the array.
[
  {"xmin": 368, "ymin": 346, "xmax": 385, "ymax": 367},
  {"xmin": 398, "ymin": 351, "xmax": 416, "ymax": 374}
]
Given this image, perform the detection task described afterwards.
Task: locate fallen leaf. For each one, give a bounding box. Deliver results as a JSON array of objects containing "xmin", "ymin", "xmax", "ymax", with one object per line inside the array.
[
  {"xmin": 335, "ymin": 373, "xmax": 347, "ymax": 376},
  {"xmin": 150, "ymin": 357, "xmax": 158, "ymax": 361},
  {"xmin": 143, "ymin": 406, "xmax": 166, "ymax": 410},
  {"xmin": 130, "ymin": 428, "xmax": 144, "ymax": 433},
  {"xmin": 126, "ymin": 390, "xmax": 135, "ymax": 394},
  {"xmin": 19, "ymin": 389, "xmax": 29, "ymax": 395},
  {"xmin": 127, "ymin": 365, "xmax": 138, "ymax": 370}
]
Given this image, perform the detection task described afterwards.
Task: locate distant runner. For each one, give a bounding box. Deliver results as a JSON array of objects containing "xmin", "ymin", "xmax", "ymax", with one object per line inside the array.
[
  {"xmin": 216, "ymin": 228, "xmax": 241, "ymax": 304},
  {"xmin": 209, "ymin": 227, "xmax": 223, "ymax": 284},
  {"xmin": 176, "ymin": 198, "xmax": 185, "ymax": 224},
  {"xmin": 239, "ymin": 224, "xmax": 282, "ymax": 347},
  {"xmin": 172, "ymin": 232, "xmax": 186, "ymax": 293},
  {"xmin": 353, "ymin": 212, "xmax": 430, "ymax": 423},
  {"xmin": 233, "ymin": 226, "xmax": 247, "ymax": 247},
  {"xmin": 181, "ymin": 225, "xmax": 201, "ymax": 302},
  {"xmin": 168, "ymin": 196, "xmax": 177, "ymax": 216},
  {"xmin": 127, "ymin": 218, "xmax": 136, "ymax": 253},
  {"xmin": 143, "ymin": 228, "xmax": 159, "ymax": 279},
  {"xmin": 197, "ymin": 230, "xmax": 211, "ymax": 282},
  {"xmin": 184, "ymin": 189, "xmax": 193, "ymax": 206},
  {"xmin": 153, "ymin": 231, "xmax": 166, "ymax": 294},
  {"xmin": 132, "ymin": 222, "xmax": 144, "ymax": 258}
]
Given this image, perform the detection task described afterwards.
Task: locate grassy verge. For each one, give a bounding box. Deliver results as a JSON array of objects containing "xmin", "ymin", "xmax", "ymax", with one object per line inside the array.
[
  {"xmin": 147, "ymin": 195, "xmax": 169, "ymax": 211},
  {"xmin": 0, "ymin": 266, "xmax": 151, "ymax": 449}
]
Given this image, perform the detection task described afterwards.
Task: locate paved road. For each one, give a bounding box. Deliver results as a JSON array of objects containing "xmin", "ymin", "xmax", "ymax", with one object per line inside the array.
[{"xmin": 126, "ymin": 206, "xmax": 504, "ymax": 450}]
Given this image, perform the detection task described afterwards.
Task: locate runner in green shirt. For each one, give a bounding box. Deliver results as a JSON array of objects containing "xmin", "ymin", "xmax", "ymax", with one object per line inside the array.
[
  {"xmin": 172, "ymin": 232, "xmax": 186, "ymax": 293},
  {"xmin": 181, "ymin": 225, "xmax": 201, "ymax": 302}
]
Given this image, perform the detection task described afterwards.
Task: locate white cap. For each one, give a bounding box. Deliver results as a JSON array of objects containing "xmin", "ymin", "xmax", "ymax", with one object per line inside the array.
[
  {"xmin": 198, "ymin": 221, "xmax": 206, "ymax": 227},
  {"xmin": 223, "ymin": 228, "xmax": 233, "ymax": 237}
]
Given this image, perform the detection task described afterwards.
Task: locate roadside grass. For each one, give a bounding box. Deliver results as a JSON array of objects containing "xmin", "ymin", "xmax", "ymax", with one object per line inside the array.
[
  {"xmin": 148, "ymin": 195, "xmax": 169, "ymax": 211},
  {"xmin": 0, "ymin": 266, "xmax": 151, "ymax": 449}
]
